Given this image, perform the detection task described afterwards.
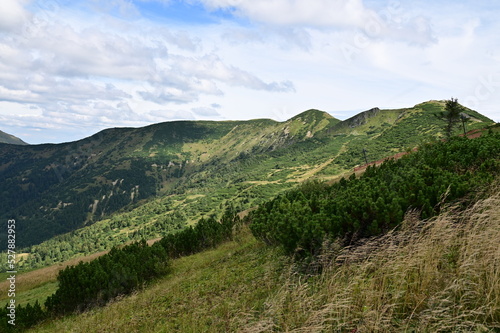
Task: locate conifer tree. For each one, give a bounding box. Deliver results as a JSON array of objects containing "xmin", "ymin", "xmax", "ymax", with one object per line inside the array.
[{"xmin": 443, "ymin": 98, "xmax": 463, "ymax": 138}]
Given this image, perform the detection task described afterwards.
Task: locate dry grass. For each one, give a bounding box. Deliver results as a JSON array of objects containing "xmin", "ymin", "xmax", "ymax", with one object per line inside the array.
[
  {"xmin": 243, "ymin": 186, "xmax": 500, "ymax": 332},
  {"xmin": 0, "ymin": 250, "xmax": 109, "ymax": 300}
]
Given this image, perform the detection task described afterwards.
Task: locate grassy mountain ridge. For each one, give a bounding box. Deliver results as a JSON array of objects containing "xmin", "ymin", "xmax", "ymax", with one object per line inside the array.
[
  {"xmin": 0, "ymin": 113, "xmax": 339, "ymax": 253},
  {"xmin": 0, "ymin": 101, "xmax": 495, "ymax": 268}
]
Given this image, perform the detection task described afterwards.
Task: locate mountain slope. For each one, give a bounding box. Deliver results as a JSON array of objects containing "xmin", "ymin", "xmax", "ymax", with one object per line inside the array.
[
  {"xmin": 2, "ymin": 106, "xmax": 498, "ymax": 332},
  {"xmin": 25, "ymin": 181, "xmax": 500, "ymax": 332},
  {"xmin": 0, "ymin": 114, "xmax": 336, "ymax": 249},
  {"xmin": 0, "ymin": 101, "xmax": 495, "ymax": 257},
  {"xmin": 0, "ymin": 129, "xmax": 27, "ymax": 145}
]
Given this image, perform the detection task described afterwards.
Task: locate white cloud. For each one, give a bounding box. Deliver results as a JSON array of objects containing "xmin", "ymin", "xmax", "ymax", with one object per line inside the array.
[
  {"xmin": 199, "ymin": 0, "xmax": 374, "ymax": 28},
  {"xmin": 159, "ymin": 29, "xmax": 201, "ymax": 51},
  {"xmin": 191, "ymin": 106, "xmax": 221, "ymax": 117},
  {"xmin": 172, "ymin": 53, "xmax": 295, "ymax": 91},
  {"xmin": 0, "ymin": 1, "xmax": 298, "ymax": 143},
  {"xmin": 139, "ymin": 86, "xmax": 208, "ymax": 104},
  {"xmin": 0, "ymin": 86, "xmax": 40, "ymax": 103},
  {"xmin": 222, "ymin": 28, "xmax": 263, "ymax": 45},
  {"xmin": 210, "ymin": 0, "xmax": 439, "ymax": 54},
  {"xmin": 149, "ymin": 109, "xmax": 196, "ymax": 120},
  {"xmin": 0, "ymin": 0, "xmax": 499, "ymax": 144},
  {"xmin": 0, "ymin": 0, "xmax": 29, "ymax": 32},
  {"xmin": 85, "ymin": 0, "xmax": 142, "ymax": 18},
  {"xmin": 138, "ymin": 53, "xmax": 294, "ymax": 104},
  {"xmin": 25, "ymin": 25, "xmax": 162, "ymax": 80}
]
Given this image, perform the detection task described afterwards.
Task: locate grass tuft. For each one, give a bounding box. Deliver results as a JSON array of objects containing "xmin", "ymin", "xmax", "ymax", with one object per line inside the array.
[{"xmin": 244, "ymin": 183, "xmax": 500, "ymax": 332}]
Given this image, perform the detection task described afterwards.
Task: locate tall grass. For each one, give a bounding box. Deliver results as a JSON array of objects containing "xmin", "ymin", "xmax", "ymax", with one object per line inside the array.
[
  {"xmin": 29, "ymin": 229, "xmax": 288, "ymax": 332},
  {"xmin": 27, "ymin": 186, "xmax": 499, "ymax": 332},
  {"xmin": 244, "ymin": 185, "xmax": 500, "ymax": 332}
]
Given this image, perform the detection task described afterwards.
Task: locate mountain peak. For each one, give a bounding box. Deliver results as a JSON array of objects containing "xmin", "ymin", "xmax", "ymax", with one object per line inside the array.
[
  {"xmin": 414, "ymin": 100, "xmax": 495, "ymax": 123},
  {"xmin": 288, "ymin": 109, "xmax": 336, "ymax": 122}
]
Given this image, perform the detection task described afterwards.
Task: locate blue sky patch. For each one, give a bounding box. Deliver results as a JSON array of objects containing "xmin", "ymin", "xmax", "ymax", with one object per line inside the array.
[{"xmin": 135, "ymin": 0, "xmax": 236, "ymax": 25}]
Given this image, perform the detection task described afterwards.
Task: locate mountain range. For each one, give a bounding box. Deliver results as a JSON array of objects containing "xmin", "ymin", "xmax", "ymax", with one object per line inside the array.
[{"xmin": 0, "ymin": 101, "xmax": 495, "ymax": 266}]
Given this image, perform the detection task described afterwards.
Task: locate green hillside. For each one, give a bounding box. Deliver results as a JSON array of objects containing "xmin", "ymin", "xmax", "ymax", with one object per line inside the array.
[
  {"xmin": 0, "ymin": 130, "xmax": 27, "ymax": 145},
  {"xmin": 25, "ymin": 194, "xmax": 500, "ymax": 332},
  {"xmin": 2, "ymin": 131, "xmax": 499, "ymax": 332},
  {"xmin": 0, "ymin": 101, "xmax": 495, "ymax": 272}
]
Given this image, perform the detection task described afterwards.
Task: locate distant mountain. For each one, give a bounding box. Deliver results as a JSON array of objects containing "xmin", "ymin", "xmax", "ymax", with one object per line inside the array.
[
  {"xmin": 0, "ymin": 101, "xmax": 495, "ymax": 251},
  {"xmin": 0, "ymin": 129, "xmax": 28, "ymax": 145}
]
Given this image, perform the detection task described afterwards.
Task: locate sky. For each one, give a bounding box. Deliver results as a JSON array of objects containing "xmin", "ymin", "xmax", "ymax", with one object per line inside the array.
[{"xmin": 0, "ymin": 0, "xmax": 499, "ymax": 144}]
